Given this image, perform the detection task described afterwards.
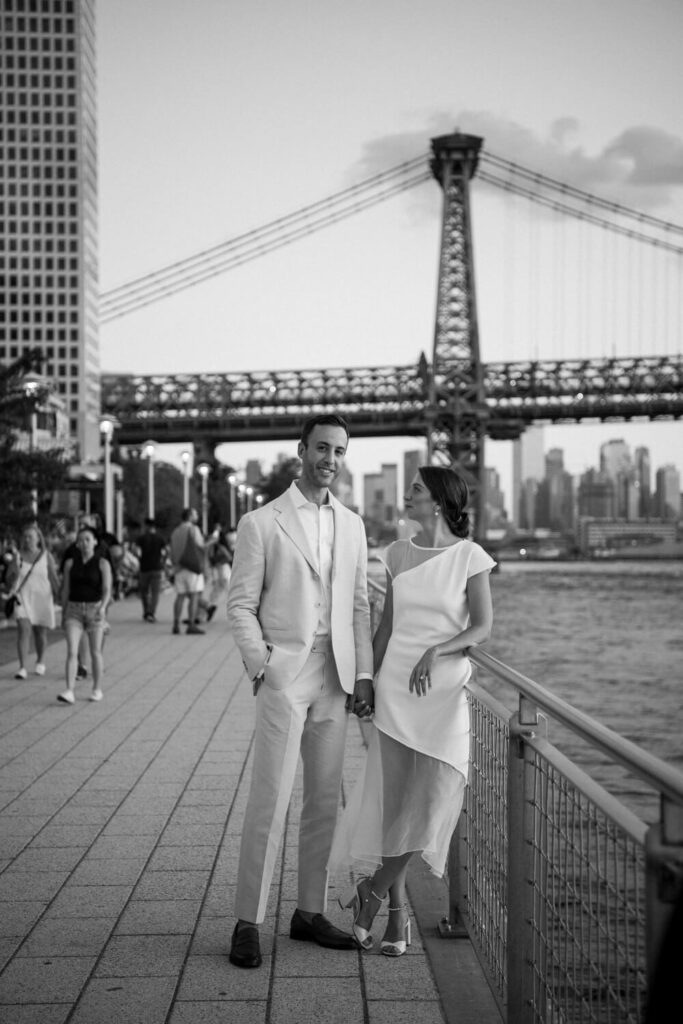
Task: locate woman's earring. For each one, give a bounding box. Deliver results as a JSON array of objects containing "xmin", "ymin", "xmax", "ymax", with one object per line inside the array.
[{"xmin": 433, "ymin": 507, "xmax": 440, "ymax": 517}]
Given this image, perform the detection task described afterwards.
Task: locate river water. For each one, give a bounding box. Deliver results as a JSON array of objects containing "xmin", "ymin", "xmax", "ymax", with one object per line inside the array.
[{"xmin": 370, "ymin": 557, "xmax": 683, "ymax": 822}]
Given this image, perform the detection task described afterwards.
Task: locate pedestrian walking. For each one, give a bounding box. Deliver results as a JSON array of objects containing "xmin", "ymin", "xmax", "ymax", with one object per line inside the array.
[
  {"xmin": 170, "ymin": 508, "xmax": 206, "ymax": 635},
  {"xmin": 58, "ymin": 525, "xmax": 112, "ymax": 704},
  {"xmin": 5, "ymin": 523, "xmax": 59, "ymax": 679},
  {"xmin": 203, "ymin": 526, "xmax": 233, "ymax": 621},
  {"xmin": 59, "ymin": 514, "xmax": 116, "ymax": 682},
  {"xmin": 135, "ymin": 518, "xmax": 167, "ymax": 622}
]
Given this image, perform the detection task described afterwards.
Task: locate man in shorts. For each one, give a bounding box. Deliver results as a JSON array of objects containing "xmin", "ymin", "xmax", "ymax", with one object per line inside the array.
[{"xmin": 169, "ymin": 508, "xmax": 205, "ymax": 635}]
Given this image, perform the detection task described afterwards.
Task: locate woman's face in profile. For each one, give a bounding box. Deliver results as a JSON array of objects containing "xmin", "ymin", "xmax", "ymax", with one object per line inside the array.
[{"xmin": 403, "ymin": 472, "xmax": 433, "ymax": 525}]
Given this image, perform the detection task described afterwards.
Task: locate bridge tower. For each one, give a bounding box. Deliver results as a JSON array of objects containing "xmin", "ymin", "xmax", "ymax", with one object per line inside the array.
[{"xmin": 428, "ymin": 132, "xmax": 488, "ymax": 538}]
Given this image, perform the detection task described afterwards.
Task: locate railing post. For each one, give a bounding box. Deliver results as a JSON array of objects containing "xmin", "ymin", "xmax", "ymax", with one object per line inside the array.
[
  {"xmin": 439, "ymin": 818, "xmax": 469, "ymax": 938},
  {"xmin": 507, "ymin": 700, "xmax": 541, "ymax": 1024},
  {"xmin": 645, "ymin": 798, "xmax": 683, "ymax": 1001}
]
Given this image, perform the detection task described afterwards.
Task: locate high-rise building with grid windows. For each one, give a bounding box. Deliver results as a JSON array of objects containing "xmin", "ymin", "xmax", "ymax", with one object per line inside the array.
[{"xmin": 0, "ymin": 0, "xmax": 99, "ymax": 461}]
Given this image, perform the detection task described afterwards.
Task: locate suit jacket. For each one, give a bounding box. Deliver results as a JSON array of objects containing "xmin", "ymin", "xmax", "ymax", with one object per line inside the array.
[{"xmin": 227, "ymin": 484, "xmax": 373, "ymax": 692}]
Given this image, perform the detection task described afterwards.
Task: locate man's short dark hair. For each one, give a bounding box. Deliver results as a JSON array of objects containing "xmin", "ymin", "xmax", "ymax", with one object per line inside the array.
[{"xmin": 300, "ymin": 414, "xmax": 350, "ymax": 447}]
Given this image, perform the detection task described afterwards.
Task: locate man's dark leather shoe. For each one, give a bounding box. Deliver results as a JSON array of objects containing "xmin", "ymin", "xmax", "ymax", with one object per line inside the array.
[
  {"xmin": 289, "ymin": 909, "xmax": 357, "ymax": 949},
  {"xmin": 229, "ymin": 923, "xmax": 262, "ymax": 968}
]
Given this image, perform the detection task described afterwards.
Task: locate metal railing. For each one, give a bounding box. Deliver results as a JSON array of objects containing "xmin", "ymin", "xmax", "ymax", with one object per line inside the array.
[{"xmin": 367, "ymin": 578, "xmax": 683, "ymax": 1023}]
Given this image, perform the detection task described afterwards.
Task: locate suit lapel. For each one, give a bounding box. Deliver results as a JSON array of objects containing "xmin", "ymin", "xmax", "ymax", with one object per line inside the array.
[
  {"xmin": 274, "ymin": 489, "xmax": 318, "ymax": 573},
  {"xmin": 329, "ymin": 493, "xmax": 346, "ymax": 582}
]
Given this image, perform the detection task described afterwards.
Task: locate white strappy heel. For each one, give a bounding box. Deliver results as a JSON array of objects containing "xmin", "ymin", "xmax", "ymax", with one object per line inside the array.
[
  {"xmin": 381, "ymin": 904, "xmax": 412, "ymax": 957},
  {"xmin": 338, "ymin": 879, "xmax": 386, "ymax": 950}
]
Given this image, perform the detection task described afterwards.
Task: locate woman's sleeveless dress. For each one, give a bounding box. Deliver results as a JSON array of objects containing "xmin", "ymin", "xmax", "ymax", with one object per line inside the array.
[
  {"xmin": 329, "ymin": 537, "xmax": 495, "ymax": 878},
  {"xmin": 14, "ymin": 554, "xmax": 56, "ymax": 630}
]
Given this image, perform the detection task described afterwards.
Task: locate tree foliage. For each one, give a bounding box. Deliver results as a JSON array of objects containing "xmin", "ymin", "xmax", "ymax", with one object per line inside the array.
[
  {"xmin": 258, "ymin": 457, "xmax": 301, "ymax": 503},
  {"xmin": 0, "ymin": 347, "xmax": 44, "ymax": 437},
  {"xmin": 0, "ymin": 349, "xmax": 68, "ymax": 537},
  {"xmin": 121, "ymin": 459, "xmax": 187, "ymax": 535},
  {"xmin": 0, "ymin": 444, "xmax": 69, "ymax": 537}
]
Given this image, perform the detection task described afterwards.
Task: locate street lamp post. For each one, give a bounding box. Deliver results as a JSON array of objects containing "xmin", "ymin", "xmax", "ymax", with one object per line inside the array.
[
  {"xmin": 22, "ymin": 374, "xmax": 43, "ymax": 517},
  {"xmin": 197, "ymin": 463, "xmax": 211, "ymax": 536},
  {"xmin": 143, "ymin": 441, "xmax": 156, "ymax": 519},
  {"xmin": 228, "ymin": 474, "xmax": 237, "ymax": 529},
  {"xmin": 99, "ymin": 417, "xmax": 119, "ymax": 536},
  {"xmin": 246, "ymin": 486, "xmax": 254, "ymax": 512},
  {"xmin": 181, "ymin": 449, "xmax": 191, "ymax": 507}
]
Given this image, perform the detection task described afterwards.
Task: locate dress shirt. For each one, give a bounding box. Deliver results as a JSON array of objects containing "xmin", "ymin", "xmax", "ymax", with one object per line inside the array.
[
  {"xmin": 289, "ymin": 480, "xmax": 333, "ymax": 635},
  {"xmin": 289, "ymin": 481, "xmax": 372, "ymax": 685}
]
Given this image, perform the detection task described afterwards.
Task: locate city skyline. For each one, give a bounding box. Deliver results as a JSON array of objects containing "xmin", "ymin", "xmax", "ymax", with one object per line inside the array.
[
  {"xmin": 150, "ymin": 426, "xmax": 679, "ymax": 520},
  {"xmin": 356, "ymin": 429, "xmax": 680, "ymax": 522}
]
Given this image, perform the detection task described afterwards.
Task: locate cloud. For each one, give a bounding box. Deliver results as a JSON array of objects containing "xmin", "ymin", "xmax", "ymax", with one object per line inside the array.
[
  {"xmin": 351, "ymin": 113, "xmax": 683, "ymax": 213},
  {"xmin": 604, "ymin": 127, "xmax": 683, "ymax": 186}
]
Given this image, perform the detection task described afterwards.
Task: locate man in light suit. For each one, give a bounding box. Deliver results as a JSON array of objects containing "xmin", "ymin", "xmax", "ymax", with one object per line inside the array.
[{"xmin": 227, "ymin": 413, "xmax": 374, "ymax": 969}]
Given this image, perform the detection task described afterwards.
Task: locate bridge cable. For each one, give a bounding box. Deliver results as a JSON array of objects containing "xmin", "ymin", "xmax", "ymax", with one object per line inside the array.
[
  {"xmin": 101, "ymin": 155, "xmax": 427, "ymax": 306},
  {"xmin": 100, "ymin": 160, "xmax": 430, "ymax": 321},
  {"xmin": 99, "ymin": 147, "xmax": 683, "ymax": 323},
  {"xmin": 477, "ymin": 171, "xmax": 683, "ymax": 255},
  {"xmin": 480, "ymin": 150, "xmax": 683, "ymax": 237}
]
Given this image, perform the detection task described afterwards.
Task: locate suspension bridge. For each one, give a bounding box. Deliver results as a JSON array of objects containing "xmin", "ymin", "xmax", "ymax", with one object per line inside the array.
[{"xmin": 100, "ymin": 132, "xmax": 683, "ymax": 529}]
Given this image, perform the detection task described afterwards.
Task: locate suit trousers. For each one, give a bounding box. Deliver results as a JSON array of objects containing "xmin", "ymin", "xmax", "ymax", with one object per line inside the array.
[{"xmin": 235, "ymin": 641, "xmax": 348, "ymax": 924}]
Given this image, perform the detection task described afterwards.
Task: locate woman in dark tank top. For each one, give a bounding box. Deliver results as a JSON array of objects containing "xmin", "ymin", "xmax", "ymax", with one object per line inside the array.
[{"xmin": 58, "ymin": 526, "xmax": 112, "ymax": 705}]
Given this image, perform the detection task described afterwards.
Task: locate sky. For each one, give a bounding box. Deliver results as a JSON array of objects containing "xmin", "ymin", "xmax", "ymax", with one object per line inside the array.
[{"xmin": 96, "ymin": 0, "xmax": 683, "ymax": 513}]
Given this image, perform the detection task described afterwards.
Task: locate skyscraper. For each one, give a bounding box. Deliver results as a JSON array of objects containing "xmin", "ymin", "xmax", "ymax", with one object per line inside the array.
[
  {"xmin": 0, "ymin": 0, "xmax": 99, "ymax": 461},
  {"xmin": 634, "ymin": 447, "xmax": 651, "ymax": 518},
  {"xmin": 512, "ymin": 425, "xmax": 545, "ymax": 528},
  {"xmin": 599, "ymin": 439, "xmax": 635, "ymax": 518},
  {"xmin": 655, "ymin": 465, "xmax": 681, "ymax": 521},
  {"xmin": 536, "ymin": 448, "xmax": 574, "ymax": 532},
  {"xmin": 363, "ymin": 464, "xmax": 398, "ymax": 524}
]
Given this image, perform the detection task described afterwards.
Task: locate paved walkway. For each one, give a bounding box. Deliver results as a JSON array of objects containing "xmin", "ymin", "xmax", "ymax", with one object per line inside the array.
[{"xmin": 0, "ymin": 594, "xmax": 501, "ymax": 1024}]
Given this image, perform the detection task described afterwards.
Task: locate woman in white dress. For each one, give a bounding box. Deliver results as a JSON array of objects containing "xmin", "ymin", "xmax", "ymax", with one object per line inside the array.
[
  {"xmin": 6, "ymin": 524, "xmax": 59, "ymax": 680},
  {"xmin": 331, "ymin": 466, "xmax": 496, "ymax": 956}
]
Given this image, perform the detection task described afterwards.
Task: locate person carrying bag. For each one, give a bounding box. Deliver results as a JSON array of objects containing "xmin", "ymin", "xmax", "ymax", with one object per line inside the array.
[{"xmin": 5, "ymin": 524, "xmax": 58, "ymax": 679}]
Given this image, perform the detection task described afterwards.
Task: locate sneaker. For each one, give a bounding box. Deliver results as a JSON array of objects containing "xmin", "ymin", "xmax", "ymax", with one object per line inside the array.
[
  {"xmin": 76, "ymin": 665, "xmax": 88, "ymax": 680},
  {"xmin": 57, "ymin": 690, "xmax": 75, "ymax": 704},
  {"xmin": 35, "ymin": 663, "xmax": 46, "ymax": 676},
  {"xmin": 186, "ymin": 626, "xmax": 205, "ymax": 635},
  {"xmin": 89, "ymin": 689, "xmax": 103, "ymax": 702},
  {"xmin": 14, "ymin": 668, "xmax": 28, "ymax": 680}
]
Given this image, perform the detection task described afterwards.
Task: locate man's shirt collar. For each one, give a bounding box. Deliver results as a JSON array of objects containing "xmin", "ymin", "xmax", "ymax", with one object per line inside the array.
[{"xmin": 290, "ymin": 479, "xmax": 332, "ymax": 507}]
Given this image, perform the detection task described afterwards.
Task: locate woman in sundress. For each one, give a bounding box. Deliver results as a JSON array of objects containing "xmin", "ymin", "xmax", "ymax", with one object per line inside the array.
[
  {"xmin": 330, "ymin": 466, "xmax": 495, "ymax": 957},
  {"xmin": 5, "ymin": 523, "xmax": 59, "ymax": 680}
]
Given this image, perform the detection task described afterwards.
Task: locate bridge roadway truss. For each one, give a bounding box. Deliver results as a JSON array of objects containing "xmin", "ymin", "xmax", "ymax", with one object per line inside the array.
[{"xmin": 101, "ymin": 353, "xmax": 683, "ymax": 447}]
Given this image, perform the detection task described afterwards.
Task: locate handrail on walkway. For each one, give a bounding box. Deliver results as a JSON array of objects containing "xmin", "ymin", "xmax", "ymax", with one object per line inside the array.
[{"xmin": 366, "ymin": 575, "xmax": 683, "ymax": 1024}]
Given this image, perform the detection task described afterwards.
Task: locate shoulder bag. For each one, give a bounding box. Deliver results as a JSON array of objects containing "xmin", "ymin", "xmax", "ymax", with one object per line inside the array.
[
  {"xmin": 4, "ymin": 552, "xmax": 43, "ymax": 618},
  {"xmin": 179, "ymin": 528, "xmax": 204, "ymax": 575}
]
